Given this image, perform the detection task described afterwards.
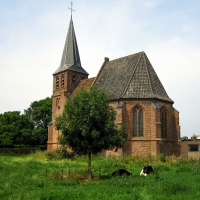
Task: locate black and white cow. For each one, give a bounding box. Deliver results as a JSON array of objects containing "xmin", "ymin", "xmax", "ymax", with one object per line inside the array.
[
  {"xmin": 140, "ymin": 165, "xmax": 154, "ymax": 176},
  {"xmin": 112, "ymin": 169, "xmax": 132, "ymax": 176}
]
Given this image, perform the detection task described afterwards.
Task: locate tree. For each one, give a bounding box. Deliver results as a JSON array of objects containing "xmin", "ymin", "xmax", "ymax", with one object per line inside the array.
[
  {"xmin": 0, "ymin": 111, "xmax": 34, "ymax": 146},
  {"xmin": 191, "ymin": 134, "xmax": 197, "ymax": 140},
  {"xmin": 55, "ymin": 88, "xmax": 127, "ymax": 180},
  {"xmin": 24, "ymin": 97, "xmax": 52, "ymax": 145}
]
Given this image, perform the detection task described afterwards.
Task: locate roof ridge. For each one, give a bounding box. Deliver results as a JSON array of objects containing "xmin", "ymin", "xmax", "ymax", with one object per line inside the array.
[
  {"xmin": 143, "ymin": 53, "xmax": 173, "ymax": 103},
  {"xmin": 143, "ymin": 52, "xmax": 155, "ymax": 97},
  {"xmin": 120, "ymin": 52, "xmax": 143, "ymax": 98},
  {"xmin": 109, "ymin": 51, "xmax": 143, "ymax": 62},
  {"xmin": 92, "ymin": 57, "xmax": 109, "ymax": 87}
]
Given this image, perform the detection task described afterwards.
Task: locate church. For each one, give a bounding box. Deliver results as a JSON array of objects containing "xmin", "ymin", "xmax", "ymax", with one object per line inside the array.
[{"xmin": 47, "ymin": 15, "xmax": 181, "ymax": 157}]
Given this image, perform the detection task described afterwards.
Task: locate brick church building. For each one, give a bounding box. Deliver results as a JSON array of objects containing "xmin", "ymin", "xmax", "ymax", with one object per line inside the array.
[{"xmin": 47, "ymin": 15, "xmax": 181, "ymax": 156}]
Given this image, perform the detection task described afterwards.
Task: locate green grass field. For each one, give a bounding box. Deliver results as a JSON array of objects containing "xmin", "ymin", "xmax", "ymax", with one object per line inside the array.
[{"xmin": 0, "ymin": 151, "xmax": 200, "ymax": 200}]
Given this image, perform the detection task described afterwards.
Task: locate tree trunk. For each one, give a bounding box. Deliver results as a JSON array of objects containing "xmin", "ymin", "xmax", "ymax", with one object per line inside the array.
[{"xmin": 88, "ymin": 151, "xmax": 92, "ymax": 180}]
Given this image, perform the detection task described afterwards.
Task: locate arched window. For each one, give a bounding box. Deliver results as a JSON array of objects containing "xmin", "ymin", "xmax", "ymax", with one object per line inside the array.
[
  {"xmin": 161, "ymin": 107, "xmax": 167, "ymax": 138},
  {"xmin": 133, "ymin": 106, "xmax": 143, "ymax": 137}
]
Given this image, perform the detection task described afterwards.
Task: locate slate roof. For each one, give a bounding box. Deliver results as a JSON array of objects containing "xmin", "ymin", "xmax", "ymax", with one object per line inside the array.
[
  {"xmin": 53, "ymin": 17, "xmax": 88, "ymax": 75},
  {"xmin": 93, "ymin": 51, "xmax": 173, "ymax": 103}
]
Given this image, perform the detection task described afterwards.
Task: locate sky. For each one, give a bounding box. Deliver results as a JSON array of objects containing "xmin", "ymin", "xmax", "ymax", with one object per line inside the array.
[{"xmin": 0, "ymin": 0, "xmax": 200, "ymax": 138}]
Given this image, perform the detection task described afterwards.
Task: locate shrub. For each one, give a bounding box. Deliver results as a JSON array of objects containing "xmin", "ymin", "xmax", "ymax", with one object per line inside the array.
[
  {"xmin": 56, "ymin": 147, "xmax": 75, "ymax": 159},
  {"xmin": 45, "ymin": 150, "xmax": 63, "ymax": 160}
]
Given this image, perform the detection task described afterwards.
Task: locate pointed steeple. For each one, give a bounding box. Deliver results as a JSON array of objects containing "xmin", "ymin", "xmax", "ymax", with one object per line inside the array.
[{"xmin": 53, "ymin": 16, "xmax": 88, "ymax": 75}]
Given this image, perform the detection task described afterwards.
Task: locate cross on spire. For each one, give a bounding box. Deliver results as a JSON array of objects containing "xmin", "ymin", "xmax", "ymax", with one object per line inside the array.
[{"xmin": 68, "ymin": 2, "xmax": 75, "ymax": 16}]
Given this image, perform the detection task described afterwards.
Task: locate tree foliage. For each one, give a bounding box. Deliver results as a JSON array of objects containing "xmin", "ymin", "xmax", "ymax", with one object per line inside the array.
[
  {"xmin": 24, "ymin": 97, "xmax": 52, "ymax": 145},
  {"xmin": 0, "ymin": 111, "xmax": 33, "ymax": 146},
  {"xmin": 55, "ymin": 88, "xmax": 127, "ymax": 180},
  {"xmin": 0, "ymin": 97, "xmax": 52, "ymax": 147},
  {"xmin": 191, "ymin": 134, "xmax": 197, "ymax": 140}
]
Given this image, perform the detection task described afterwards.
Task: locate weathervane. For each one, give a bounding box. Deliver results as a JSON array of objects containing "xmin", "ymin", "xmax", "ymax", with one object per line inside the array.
[{"xmin": 68, "ymin": 2, "xmax": 75, "ymax": 15}]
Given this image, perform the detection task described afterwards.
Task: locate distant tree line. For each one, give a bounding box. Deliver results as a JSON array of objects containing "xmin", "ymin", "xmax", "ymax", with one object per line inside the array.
[{"xmin": 0, "ymin": 97, "xmax": 52, "ymax": 147}]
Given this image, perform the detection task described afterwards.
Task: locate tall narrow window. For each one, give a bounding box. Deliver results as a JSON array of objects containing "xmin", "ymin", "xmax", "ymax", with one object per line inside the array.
[
  {"xmin": 56, "ymin": 76, "xmax": 59, "ymax": 89},
  {"xmin": 161, "ymin": 107, "xmax": 167, "ymax": 138},
  {"xmin": 133, "ymin": 106, "xmax": 143, "ymax": 137},
  {"xmin": 72, "ymin": 75, "xmax": 76, "ymax": 83},
  {"xmin": 61, "ymin": 74, "xmax": 64, "ymax": 88}
]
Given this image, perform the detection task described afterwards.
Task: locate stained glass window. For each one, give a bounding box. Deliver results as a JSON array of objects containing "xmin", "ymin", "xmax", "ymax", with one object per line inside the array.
[
  {"xmin": 139, "ymin": 109, "xmax": 143, "ymax": 137},
  {"xmin": 133, "ymin": 109, "xmax": 137, "ymax": 137},
  {"xmin": 133, "ymin": 106, "xmax": 143, "ymax": 137},
  {"xmin": 161, "ymin": 108, "xmax": 167, "ymax": 138}
]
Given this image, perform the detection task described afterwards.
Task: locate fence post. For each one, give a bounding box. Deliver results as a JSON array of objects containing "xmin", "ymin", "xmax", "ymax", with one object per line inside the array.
[{"xmin": 66, "ymin": 167, "xmax": 70, "ymax": 179}]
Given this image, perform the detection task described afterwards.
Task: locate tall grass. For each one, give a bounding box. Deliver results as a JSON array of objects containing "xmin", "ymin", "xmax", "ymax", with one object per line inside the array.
[{"xmin": 0, "ymin": 151, "xmax": 200, "ymax": 200}]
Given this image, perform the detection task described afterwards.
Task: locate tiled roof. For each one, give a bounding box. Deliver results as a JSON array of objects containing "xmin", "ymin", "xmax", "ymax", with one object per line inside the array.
[
  {"xmin": 53, "ymin": 17, "xmax": 88, "ymax": 75},
  {"xmin": 93, "ymin": 51, "xmax": 173, "ymax": 103},
  {"xmin": 72, "ymin": 77, "xmax": 95, "ymax": 95}
]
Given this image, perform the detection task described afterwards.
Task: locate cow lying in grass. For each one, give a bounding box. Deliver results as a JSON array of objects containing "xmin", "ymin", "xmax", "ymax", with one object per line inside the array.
[
  {"xmin": 112, "ymin": 169, "xmax": 132, "ymax": 176},
  {"xmin": 140, "ymin": 165, "xmax": 154, "ymax": 176}
]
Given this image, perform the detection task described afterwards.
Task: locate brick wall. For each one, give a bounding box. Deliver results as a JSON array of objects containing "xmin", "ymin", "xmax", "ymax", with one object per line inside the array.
[
  {"xmin": 181, "ymin": 140, "xmax": 200, "ymax": 159},
  {"xmin": 47, "ymin": 70, "xmax": 88, "ymax": 151},
  {"xmin": 109, "ymin": 99, "xmax": 180, "ymax": 156},
  {"xmin": 48, "ymin": 74, "xmax": 180, "ymax": 157}
]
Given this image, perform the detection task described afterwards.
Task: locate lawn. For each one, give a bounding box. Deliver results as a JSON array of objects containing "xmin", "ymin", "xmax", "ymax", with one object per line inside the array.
[{"xmin": 0, "ymin": 151, "xmax": 200, "ymax": 200}]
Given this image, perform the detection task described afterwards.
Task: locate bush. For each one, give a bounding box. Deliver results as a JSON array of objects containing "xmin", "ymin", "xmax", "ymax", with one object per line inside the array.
[
  {"xmin": 45, "ymin": 148, "xmax": 75, "ymax": 160},
  {"xmin": 45, "ymin": 150, "xmax": 63, "ymax": 160}
]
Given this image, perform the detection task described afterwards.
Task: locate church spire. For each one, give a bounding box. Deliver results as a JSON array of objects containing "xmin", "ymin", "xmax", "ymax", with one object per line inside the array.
[{"xmin": 53, "ymin": 4, "xmax": 88, "ymax": 75}]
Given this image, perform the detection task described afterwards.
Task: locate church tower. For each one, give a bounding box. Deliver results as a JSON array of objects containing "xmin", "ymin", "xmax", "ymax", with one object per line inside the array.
[
  {"xmin": 47, "ymin": 15, "xmax": 89, "ymax": 151},
  {"xmin": 47, "ymin": 5, "xmax": 180, "ymax": 156}
]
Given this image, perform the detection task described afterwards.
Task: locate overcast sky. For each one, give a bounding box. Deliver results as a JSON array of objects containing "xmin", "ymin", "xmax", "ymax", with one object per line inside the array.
[{"xmin": 0, "ymin": 0, "xmax": 200, "ymax": 138}]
